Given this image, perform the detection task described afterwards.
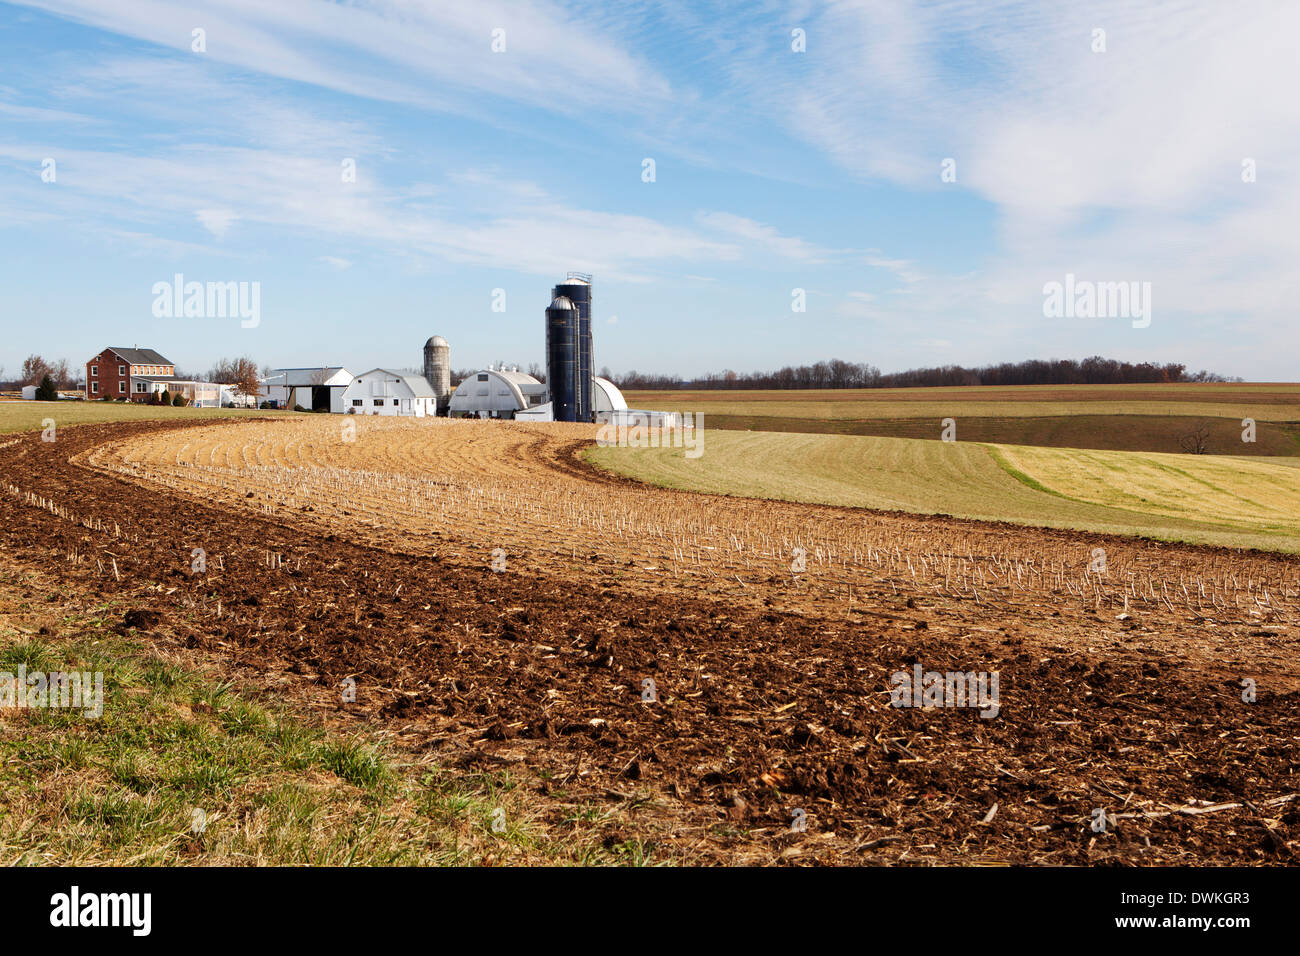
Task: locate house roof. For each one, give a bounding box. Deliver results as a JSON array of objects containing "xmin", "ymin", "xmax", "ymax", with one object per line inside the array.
[{"xmin": 106, "ymin": 347, "xmax": 173, "ymax": 365}]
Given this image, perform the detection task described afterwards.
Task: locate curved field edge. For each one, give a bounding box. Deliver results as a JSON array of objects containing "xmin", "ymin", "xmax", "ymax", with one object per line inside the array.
[
  {"xmin": 0, "ymin": 401, "xmax": 291, "ymax": 436},
  {"xmin": 585, "ymin": 430, "xmax": 1300, "ymax": 553}
]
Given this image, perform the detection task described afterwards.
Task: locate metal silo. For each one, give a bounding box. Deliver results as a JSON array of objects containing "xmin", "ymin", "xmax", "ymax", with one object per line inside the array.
[
  {"xmin": 545, "ymin": 296, "xmax": 579, "ymax": 422},
  {"xmin": 552, "ymin": 273, "xmax": 593, "ymax": 421},
  {"xmin": 423, "ymin": 335, "xmax": 451, "ymax": 414}
]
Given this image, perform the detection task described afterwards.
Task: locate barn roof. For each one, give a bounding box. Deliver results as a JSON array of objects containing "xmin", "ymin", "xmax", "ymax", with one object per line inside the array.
[{"xmin": 349, "ymin": 368, "xmax": 436, "ymax": 398}]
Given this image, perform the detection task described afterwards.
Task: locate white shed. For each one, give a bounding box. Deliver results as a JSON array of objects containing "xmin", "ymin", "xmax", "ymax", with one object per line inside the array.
[
  {"xmin": 262, "ymin": 367, "xmax": 353, "ymax": 413},
  {"xmin": 342, "ymin": 368, "xmax": 437, "ymax": 417},
  {"xmin": 21, "ymin": 385, "xmax": 37, "ymax": 400}
]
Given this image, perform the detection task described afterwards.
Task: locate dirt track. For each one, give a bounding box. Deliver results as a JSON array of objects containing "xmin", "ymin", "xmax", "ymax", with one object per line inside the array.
[{"xmin": 2, "ymin": 419, "xmax": 1298, "ymax": 864}]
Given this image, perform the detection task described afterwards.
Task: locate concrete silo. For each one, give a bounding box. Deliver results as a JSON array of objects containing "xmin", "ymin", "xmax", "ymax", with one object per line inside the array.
[
  {"xmin": 423, "ymin": 335, "xmax": 451, "ymax": 414},
  {"xmin": 545, "ymin": 296, "xmax": 579, "ymax": 422}
]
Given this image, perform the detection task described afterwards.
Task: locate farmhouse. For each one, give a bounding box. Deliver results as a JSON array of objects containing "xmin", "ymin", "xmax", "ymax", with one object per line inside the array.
[
  {"xmin": 341, "ymin": 368, "xmax": 437, "ymax": 416},
  {"xmin": 85, "ymin": 346, "xmax": 175, "ymax": 401},
  {"xmin": 262, "ymin": 367, "xmax": 353, "ymax": 413}
]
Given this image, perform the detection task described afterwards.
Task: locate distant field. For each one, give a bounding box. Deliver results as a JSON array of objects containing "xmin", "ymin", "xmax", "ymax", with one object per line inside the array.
[
  {"xmin": 587, "ymin": 430, "xmax": 1300, "ymax": 552},
  {"xmin": 622, "ymin": 383, "xmax": 1300, "ymax": 454},
  {"xmin": 668, "ymin": 413, "xmax": 1300, "ymax": 455},
  {"xmin": 0, "ymin": 400, "xmax": 289, "ymax": 435}
]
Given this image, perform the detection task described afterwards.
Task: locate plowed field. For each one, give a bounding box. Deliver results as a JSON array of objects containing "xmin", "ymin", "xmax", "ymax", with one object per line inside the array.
[{"xmin": 2, "ymin": 417, "xmax": 1298, "ymax": 864}]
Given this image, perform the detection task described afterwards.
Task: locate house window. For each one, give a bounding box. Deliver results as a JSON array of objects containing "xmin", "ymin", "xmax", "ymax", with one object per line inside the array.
[
  {"xmin": 91, "ymin": 382, "xmax": 98, "ymax": 394},
  {"xmin": 90, "ymin": 366, "xmax": 98, "ymax": 377},
  {"xmin": 118, "ymin": 381, "xmax": 126, "ymax": 393},
  {"xmin": 392, "ymin": 399, "xmax": 398, "ymax": 406},
  {"xmin": 352, "ymin": 399, "xmax": 363, "ymax": 407},
  {"xmin": 119, "ymin": 365, "xmax": 126, "ymax": 376},
  {"xmin": 373, "ymin": 399, "xmax": 384, "ymax": 406}
]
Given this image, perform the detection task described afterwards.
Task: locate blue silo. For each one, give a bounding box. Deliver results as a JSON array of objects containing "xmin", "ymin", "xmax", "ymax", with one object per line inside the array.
[
  {"xmin": 552, "ymin": 273, "xmax": 593, "ymax": 422},
  {"xmin": 545, "ymin": 295, "xmax": 579, "ymax": 422}
]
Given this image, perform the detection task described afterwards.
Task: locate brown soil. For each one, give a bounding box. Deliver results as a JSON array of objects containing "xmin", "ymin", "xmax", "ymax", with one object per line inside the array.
[{"xmin": 2, "ymin": 419, "xmax": 1298, "ymax": 865}]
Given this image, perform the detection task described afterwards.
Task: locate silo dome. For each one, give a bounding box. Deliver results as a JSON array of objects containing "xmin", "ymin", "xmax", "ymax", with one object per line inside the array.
[
  {"xmin": 425, "ymin": 335, "xmax": 449, "ymax": 349},
  {"xmin": 549, "ymin": 296, "xmax": 575, "ymax": 311}
]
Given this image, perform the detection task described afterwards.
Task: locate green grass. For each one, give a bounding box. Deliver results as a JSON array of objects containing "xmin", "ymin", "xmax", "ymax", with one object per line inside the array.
[
  {"xmin": 587, "ymin": 429, "xmax": 1300, "ymax": 552},
  {"xmin": 0, "ymin": 573, "xmax": 663, "ymax": 866},
  {"xmin": 0, "ymin": 400, "xmax": 291, "ymax": 436}
]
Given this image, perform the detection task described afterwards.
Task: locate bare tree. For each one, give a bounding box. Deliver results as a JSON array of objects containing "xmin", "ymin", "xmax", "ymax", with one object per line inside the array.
[
  {"xmin": 20, "ymin": 354, "xmax": 52, "ymax": 386},
  {"xmin": 1179, "ymin": 423, "xmax": 1211, "ymax": 454},
  {"xmin": 208, "ymin": 356, "xmax": 263, "ymax": 398},
  {"xmin": 50, "ymin": 358, "xmax": 71, "ymax": 389}
]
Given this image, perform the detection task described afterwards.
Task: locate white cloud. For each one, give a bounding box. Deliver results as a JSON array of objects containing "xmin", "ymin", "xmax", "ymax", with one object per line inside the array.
[
  {"xmin": 864, "ymin": 254, "xmax": 921, "ymax": 284},
  {"xmin": 195, "ymin": 208, "xmax": 238, "ymax": 238},
  {"xmin": 722, "ymin": 0, "xmax": 1300, "ymax": 370},
  {"xmin": 12, "ymin": 0, "xmax": 673, "ymax": 118},
  {"xmin": 698, "ymin": 211, "xmax": 837, "ymax": 262},
  {"xmin": 0, "ymin": 143, "xmax": 740, "ymax": 282}
]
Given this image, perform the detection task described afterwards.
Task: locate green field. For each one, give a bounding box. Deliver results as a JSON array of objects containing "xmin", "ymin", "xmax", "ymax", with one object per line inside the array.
[
  {"xmin": 0, "ymin": 400, "xmax": 289, "ymax": 436},
  {"xmin": 587, "ymin": 430, "xmax": 1300, "ymax": 552},
  {"xmin": 623, "ymin": 383, "xmax": 1300, "ymax": 455}
]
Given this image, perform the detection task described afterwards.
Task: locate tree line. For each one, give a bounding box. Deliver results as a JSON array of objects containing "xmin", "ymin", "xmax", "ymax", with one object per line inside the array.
[{"xmin": 609, "ymin": 356, "xmax": 1237, "ymax": 391}]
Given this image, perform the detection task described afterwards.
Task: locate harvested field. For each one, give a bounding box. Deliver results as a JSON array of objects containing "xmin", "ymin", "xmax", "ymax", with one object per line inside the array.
[
  {"xmin": 2, "ymin": 417, "xmax": 1299, "ymax": 864},
  {"xmin": 624, "ymin": 382, "xmax": 1300, "ymax": 421},
  {"xmin": 623, "ymin": 384, "xmax": 1300, "ymax": 454},
  {"xmin": 685, "ymin": 413, "xmax": 1300, "ymax": 456},
  {"xmin": 589, "ymin": 429, "xmax": 1300, "ymax": 552},
  {"xmin": 0, "ymin": 400, "xmax": 285, "ymax": 436}
]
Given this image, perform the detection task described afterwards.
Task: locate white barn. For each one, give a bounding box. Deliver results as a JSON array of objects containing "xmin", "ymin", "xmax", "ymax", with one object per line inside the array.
[
  {"xmin": 342, "ymin": 368, "xmax": 437, "ymax": 416},
  {"xmin": 448, "ymin": 367, "xmax": 549, "ymax": 419},
  {"xmin": 262, "ymin": 367, "xmax": 353, "ymax": 413}
]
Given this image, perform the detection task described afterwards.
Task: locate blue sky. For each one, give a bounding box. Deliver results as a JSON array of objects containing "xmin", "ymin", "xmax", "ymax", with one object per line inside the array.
[{"xmin": 1, "ymin": 0, "xmax": 1296, "ymax": 380}]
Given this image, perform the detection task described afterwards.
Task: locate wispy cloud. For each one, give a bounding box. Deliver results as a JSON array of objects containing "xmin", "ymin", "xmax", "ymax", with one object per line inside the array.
[
  {"xmin": 697, "ymin": 211, "xmax": 837, "ymax": 263},
  {"xmin": 12, "ymin": 0, "xmax": 674, "ymax": 117}
]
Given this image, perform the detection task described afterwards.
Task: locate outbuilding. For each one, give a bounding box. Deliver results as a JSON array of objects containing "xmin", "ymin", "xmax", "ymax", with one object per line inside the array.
[
  {"xmin": 447, "ymin": 366, "xmax": 548, "ymax": 419},
  {"xmin": 341, "ymin": 368, "xmax": 437, "ymax": 417},
  {"xmin": 262, "ymin": 367, "xmax": 353, "ymax": 413}
]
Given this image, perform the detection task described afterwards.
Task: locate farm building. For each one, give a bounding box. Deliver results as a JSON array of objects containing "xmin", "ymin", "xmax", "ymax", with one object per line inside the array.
[
  {"xmin": 593, "ymin": 376, "xmax": 629, "ymax": 420},
  {"xmin": 85, "ymin": 346, "xmax": 175, "ymax": 401},
  {"xmin": 447, "ymin": 366, "xmax": 549, "ymax": 419},
  {"xmin": 20, "ymin": 385, "xmax": 37, "ymax": 400},
  {"xmin": 221, "ymin": 385, "xmax": 257, "ymax": 408},
  {"xmin": 516, "ymin": 376, "xmax": 629, "ymax": 423},
  {"xmin": 130, "ymin": 376, "xmax": 223, "ymax": 406},
  {"xmin": 262, "ymin": 367, "xmax": 353, "ymax": 413},
  {"xmin": 342, "ymin": 369, "xmax": 437, "ymax": 416}
]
